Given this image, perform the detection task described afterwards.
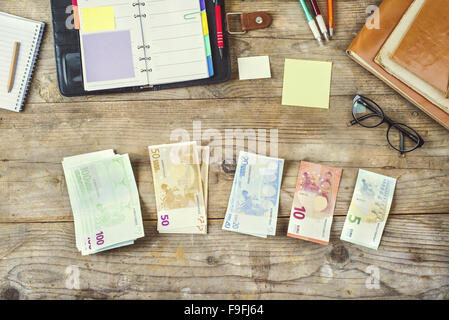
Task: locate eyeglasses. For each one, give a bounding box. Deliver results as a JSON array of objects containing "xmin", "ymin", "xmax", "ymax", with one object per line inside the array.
[{"xmin": 347, "ymin": 94, "xmax": 424, "ymax": 155}]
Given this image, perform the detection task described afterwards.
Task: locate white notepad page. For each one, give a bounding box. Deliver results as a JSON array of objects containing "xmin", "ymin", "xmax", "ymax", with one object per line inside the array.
[
  {"xmin": 0, "ymin": 12, "xmax": 44, "ymax": 112},
  {"xmin": 140, "ymin": 0, "xmax": 209, "ymax": 85},
  {"xmin": 78, "ymin": 0, "xmax": 209, "ymax": 91}
]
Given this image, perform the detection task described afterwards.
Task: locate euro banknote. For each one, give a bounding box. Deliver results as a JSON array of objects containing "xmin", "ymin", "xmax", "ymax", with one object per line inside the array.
[
  {"xmin": 158, "ymin": 145, "xmax": 209, "ymax": 234},
  {"xmin": 149, "ymin": 141, "xmax": 207, "ymax": 234},
  {"xmin": 287, "ymin": 161, "xmax": 342, "ymax": 245},
  {"xmin": 222, "ymin": 151, "xmax": 284, "ymax": 238},
  {"xmin": 340, "ymin": 169, "xmax": 397, "ymax": 250},
  {"xmin": 62, "ymin": 150, "xmax": 144, "ymax": 255}
]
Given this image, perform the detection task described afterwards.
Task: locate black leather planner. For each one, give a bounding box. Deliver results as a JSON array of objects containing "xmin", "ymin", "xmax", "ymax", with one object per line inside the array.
[{"xmin": 50, "ymin": 0, "xmax": 231, "ymax": 97}]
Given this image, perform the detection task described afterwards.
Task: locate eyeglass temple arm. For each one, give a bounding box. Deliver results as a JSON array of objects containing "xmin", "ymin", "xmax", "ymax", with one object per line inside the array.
[
  {"xmin": 347, "ymin": 113, "xmax": 378, "ymax": 126},
  {"xmin": 359, "ymin": 99, "xmax": 423, "ymax": 145},
  {"xmin": 393, "ymin": 123, "xmax": 423, "ymax": 145},
  {"xmin": 399, "ymin": 130, "xmax": 405, "ymax": 156},
  {"xmin": 349, "ymin": 113, "xmax": 424, "ymax": 146}
]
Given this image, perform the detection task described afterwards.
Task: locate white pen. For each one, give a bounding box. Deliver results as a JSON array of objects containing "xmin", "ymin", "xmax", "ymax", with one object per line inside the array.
[
  {"xmin": 298, "ymin": 0, "xmax": 323, "ymax": 45},
  {"xmin": 308, "ymin": 0, "xmax": 330, "ymax": 41}
]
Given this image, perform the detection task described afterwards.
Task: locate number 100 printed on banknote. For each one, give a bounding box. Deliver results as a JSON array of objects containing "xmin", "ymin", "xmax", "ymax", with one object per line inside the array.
[{"xmin": 287, "ymin": 161, "xmax": 342, "ymax": 245}]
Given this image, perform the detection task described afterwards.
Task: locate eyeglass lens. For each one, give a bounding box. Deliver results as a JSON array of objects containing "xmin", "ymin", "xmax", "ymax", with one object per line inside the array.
[
  {"xmin": 352, "ymin": 97, "xmax": 384, "ymax": 128},
  {"xmin": 387, "ymin": 123, "xmax": 421, "ymax": 153}
]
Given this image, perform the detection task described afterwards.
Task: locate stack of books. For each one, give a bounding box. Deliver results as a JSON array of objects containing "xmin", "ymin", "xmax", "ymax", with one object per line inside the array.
[{"xmin": 347, "ymin": 0, "xmax": 449, "ymax": 130}]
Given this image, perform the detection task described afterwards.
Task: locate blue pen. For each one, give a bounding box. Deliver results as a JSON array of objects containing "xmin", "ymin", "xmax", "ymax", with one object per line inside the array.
[{"xmin": 297, "ymin": 0, "xmax": 323, "ymax": 45}]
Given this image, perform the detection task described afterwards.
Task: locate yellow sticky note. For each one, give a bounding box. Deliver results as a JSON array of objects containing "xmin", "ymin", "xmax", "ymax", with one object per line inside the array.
[
  {"xmin": 282, "ymin": 59, "xmax": 333, "ymax": 108},
  {"xmin": 81, "ymin": 6, "xmax": 115, "ymax": 32}
]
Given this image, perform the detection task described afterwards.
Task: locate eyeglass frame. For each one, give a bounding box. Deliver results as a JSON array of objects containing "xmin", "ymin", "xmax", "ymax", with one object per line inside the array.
[{"xmin": 347, "ymin": 94, "xmax": 424, "ymax": 155}]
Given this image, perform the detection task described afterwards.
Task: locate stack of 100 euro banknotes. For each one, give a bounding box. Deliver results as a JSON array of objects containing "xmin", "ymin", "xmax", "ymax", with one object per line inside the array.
[
  {"xmin": 62, "ymin": 150, "xmax": 145, "ymax": 255},
  {"xmin": 149, "ymin": 142, "xmax": 209, "ymax": 234}
]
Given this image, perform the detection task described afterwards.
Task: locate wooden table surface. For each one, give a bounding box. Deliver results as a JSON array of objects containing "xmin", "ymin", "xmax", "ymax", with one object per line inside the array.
[{"xmin": 1, "ymin": 0, "xmax": 448, "ymax": 300}]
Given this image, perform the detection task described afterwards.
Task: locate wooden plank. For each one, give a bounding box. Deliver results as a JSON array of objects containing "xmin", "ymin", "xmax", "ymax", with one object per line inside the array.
[
  {"xmin": 0, "ymin": 216, "xmax": 448, "ymax": 299},
  {"xmin": 1, "ymin": 160, "xmax": 448, "ymax": 222},
  {"xmin": 1, "ymin": 0, "xmax": 382, "ymax": 41},
  {"xmin": 1, "ymin": 95, "xmax": 448, "ymax": 222},
  {"xmin": 1, "ymin": 96, "xmax": 446, "ymax": 166},
  {"xmin": 1, "ymin": 0, "xmax": 399, "ymax": 105},
  {"xmin": 0, "ymin": 0, "xmax": 448, "ymax": 301},
  {"xmin": 26, "ymin": 40, "xmax": 400, "ymax": 103}
]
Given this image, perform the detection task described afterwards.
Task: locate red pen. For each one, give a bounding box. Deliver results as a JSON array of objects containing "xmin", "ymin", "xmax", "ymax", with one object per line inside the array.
[
  {"xmin": 308, "ymin": 0, "xmax": 329, "ymax": 41},
  {"xmin": 213, "ymin": 0, "xmax": 224, "ymax": 60}
]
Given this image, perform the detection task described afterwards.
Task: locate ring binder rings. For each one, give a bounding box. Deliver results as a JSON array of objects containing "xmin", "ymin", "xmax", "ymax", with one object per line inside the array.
[{"xmin": 50, "ymin": 0, "xmax": 230, "ymax": 97}]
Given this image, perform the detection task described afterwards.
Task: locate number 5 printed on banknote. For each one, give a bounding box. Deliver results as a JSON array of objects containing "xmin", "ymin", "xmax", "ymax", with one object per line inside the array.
[{"xmin": 340, "ymin": 169, "xmax": 397, "ymax": 250}]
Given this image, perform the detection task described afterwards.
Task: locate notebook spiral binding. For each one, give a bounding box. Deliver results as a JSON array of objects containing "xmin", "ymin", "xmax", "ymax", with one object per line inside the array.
[{"xmin": 15, "ymin": 24, "xmax": 45, "ymax": 111}]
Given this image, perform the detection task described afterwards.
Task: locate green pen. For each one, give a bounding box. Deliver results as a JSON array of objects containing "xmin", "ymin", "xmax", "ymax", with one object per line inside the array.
[{"xmin": 297, "ymin": 0, "xmax": 323, "ymax": 45}]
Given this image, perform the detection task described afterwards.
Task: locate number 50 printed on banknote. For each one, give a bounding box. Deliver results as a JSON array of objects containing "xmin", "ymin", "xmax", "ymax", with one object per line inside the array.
[{"xmin": 149, "ymin": 141, "xmax": 207, "ymax": 233}]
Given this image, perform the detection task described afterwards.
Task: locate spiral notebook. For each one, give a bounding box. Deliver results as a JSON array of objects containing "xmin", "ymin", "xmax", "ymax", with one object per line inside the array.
[
  {"xmin": 78, "ymin": 0, "xmax": 211, "ymax": 91},
  {"xmin": 0, "ymin": 12, "xmax": 45, "ymax": 112}
]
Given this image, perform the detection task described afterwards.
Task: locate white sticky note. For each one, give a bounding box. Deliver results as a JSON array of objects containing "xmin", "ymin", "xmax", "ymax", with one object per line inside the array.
[{"xmin": 237, "ymin": 56, "xmax": 271, "ymax": 80}]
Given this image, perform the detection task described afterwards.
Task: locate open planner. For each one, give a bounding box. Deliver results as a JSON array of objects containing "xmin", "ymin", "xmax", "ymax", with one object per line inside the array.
[
  {"xmin": 51, "ymin": 0, "xmax": 230, "ymax": 96},
  {"xmin": 0, "ymin": 12, "xmax": 45, "ymax": 112}
]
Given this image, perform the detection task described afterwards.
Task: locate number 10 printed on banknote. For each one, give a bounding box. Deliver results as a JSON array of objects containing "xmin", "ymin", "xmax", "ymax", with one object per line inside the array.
[{"xmin": 287, "ymin": 161, "xmax": 342, "ymax": 245}]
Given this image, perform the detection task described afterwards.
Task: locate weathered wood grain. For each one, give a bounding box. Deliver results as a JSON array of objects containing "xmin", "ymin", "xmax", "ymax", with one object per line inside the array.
[
  {"xmin": 2, "ymin": 0, "xmax": 398, "ymax": 105},
  {"xmin": 0, "ymin": 0, "xmax": 448, "ymax": 300},
  {"xmin": 27, "ymin": 39, "xmax": 398, "ymax": 103},
  {"xmin": 2, "ymin": 0, "xmax": 381, "ymax": 41},
  {"xmin": 0, "ymin": 216, "xmax": 448, "ymax": 300},
  {"xmin": 1, "ymin": 160, "xmax": 448, "ymax": 222},
  {"xmin": 0, "ymin": 95, "xmax": 448, "ymax": 222},
  {"xmin": 0, "ymin": 96, "xmax": 447, "ymax": 167}
]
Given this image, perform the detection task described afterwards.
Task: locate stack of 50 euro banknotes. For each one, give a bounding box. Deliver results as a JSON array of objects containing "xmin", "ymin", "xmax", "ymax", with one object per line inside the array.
[
  {"xmin": 62, "ymin": 150, "xmax": 145, "ymax": 255},
  {"xmin": 149, "ymin": 142, "xmax": 210, "ymax": 234}
]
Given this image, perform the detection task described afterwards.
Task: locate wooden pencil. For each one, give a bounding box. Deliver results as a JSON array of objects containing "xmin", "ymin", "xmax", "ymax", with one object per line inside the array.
[{"xmin": 7, "ymin": 41, "xmax": 20, "ymax": 93}]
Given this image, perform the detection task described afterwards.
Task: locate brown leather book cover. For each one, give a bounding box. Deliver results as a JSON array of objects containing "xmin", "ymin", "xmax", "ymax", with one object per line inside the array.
[
  {"xmin": 392, "ymin": 0, "xmax": 449, "ymax": 97},
  {"xmin": 346, "ymin": 0, "xmax": 449, "ymax": 130}
]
